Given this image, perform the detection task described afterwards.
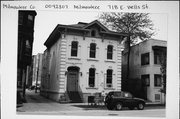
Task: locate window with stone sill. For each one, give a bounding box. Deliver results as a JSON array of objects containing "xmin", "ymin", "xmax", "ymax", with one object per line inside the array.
[
  {"xmin": 88, "ymin": 68, "xmax": 96, "ymax": 87},
  {"xmin": 106, "ymin": 69, "xmax": 113, "ymax": 88},
  {"xmin": 107, "ymin": 45, "xmax": 113, "ymax": 60},
  {"xmin": 89, "ymin": 43, "xmax": 96, "ymax": 58},
  {"xmin": 71, "ymin": 41, "xmax": 78, "ymax": 57}
]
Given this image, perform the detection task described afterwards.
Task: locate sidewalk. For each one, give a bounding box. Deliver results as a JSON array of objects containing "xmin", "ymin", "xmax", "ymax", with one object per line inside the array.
[
  {"xmin": 17, "ymin": 90, "xmax": 87, "ymax": 112},
  {"xmin": 17, "ymin": 90, "xmax": 165, "ymax": 113}
]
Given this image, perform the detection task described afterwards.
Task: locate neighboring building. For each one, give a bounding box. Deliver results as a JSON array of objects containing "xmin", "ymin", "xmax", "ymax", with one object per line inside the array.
[
  {"xmin": 32, "ymin": 53, "xmax": 43, "ymax": 86},
  {"xmin": 17, "ymin": 10, "xmax": 36, "ymax": 102},
  {"xmin": 122, "ymin": 39, "xmax": 167, "ymax": 104},
  {"xmin": 41, "ymin": 20, "xmax": 127, "ymax": 102},
  {"xmin": 26, "ymin": 56, "xmax": 34, "ymax": 88}
]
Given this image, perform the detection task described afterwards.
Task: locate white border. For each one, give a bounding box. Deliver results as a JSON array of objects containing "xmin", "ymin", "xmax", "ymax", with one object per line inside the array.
[{"xmin": 1, "ymin": 1, "xmax": 179, "ymax": 119}]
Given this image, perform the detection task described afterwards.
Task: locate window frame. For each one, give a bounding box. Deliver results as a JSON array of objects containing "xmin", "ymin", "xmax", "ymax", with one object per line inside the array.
[
  {"xmin": 154, "ymin": 50, "xmax": 161, "ymax": 65},
  {"xmin": 88, "ymin": 68, "xmax": 96, "ymax": 87},
  {"xmin": 91, "ymin": 30, "xmax": 96, "ymax": 37},
  {"xmin": 89, "ymin": 43, "xmax": 96, "ymax": 58},
  {"xmin": 71, "ymin": 41, "xmax": 78, "ymax": 57},
  {"xmin": 107, "ymin": 45, "xmax": 113, "ymax": 60},
  {"xmin": 18, "ymin": 14, "xmax": 23, "ymax": 25},
  {"xmin": 154, "ymin": 74, "xmax": 162, "ymax": 87},
  {"xmin": 141, "ymin": 52, "xmax": 150, "ymax": 65},
  {"xmin": 27, "ymin": 14, "xmax": 34, "ymax": 27},
  {"xmin": 155, "ymin": 94, "xmax": 161, "ymax": 101},
  {"xmin": 106, "ymin": 69, "xmax": 113, "ymax": 88},
  {"xmin": 141, "ymin": 74, "xmax": 150, "ymax": 86}
]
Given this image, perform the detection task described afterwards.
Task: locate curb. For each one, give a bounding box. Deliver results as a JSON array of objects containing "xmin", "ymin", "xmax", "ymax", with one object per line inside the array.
[{"xmin": 145, "ymin": 103, "xmax": 165, "ymax": 107}]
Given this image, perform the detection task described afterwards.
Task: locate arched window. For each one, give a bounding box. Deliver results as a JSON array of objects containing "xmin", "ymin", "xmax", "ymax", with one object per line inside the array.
[
  {"xmin": 107, "ymin": 45, "xmax": 113, "ymax": 59},
  {"xmin": 91, "ymin": 30, "xmax": 96, "ymax": 37},
  {"xmin": 89, "ymin": 43, "xmax": 96, "ymax": 58},
  {"xmin": 106, "ymin": 69, "xmax": 113, "ymax": 87},
  {"xmin": 89, "ymin": 68, "xmax": 95, "ymax": 87},
  {"xmin": 71, "ymin": 41, "xmax": 78, "ymax": 57}
]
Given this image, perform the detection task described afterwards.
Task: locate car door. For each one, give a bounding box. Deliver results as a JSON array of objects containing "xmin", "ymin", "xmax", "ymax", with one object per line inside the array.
[{"xmin": 123, "ymin": 92, "xmax": 136, "ymax": 107}]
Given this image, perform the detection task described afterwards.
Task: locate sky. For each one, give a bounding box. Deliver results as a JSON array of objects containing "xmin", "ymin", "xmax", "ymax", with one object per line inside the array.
[{"xmin": 32, "ymin": 11, "xmax": 167, "ymax": 55}]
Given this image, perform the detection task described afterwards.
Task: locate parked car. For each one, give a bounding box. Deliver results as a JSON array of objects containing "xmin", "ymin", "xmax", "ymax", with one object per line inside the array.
[
  {"xmin": 28, "ymin": 85, "xmax": 36, "ymax": 90},
  {"xmin": 105, "ymin": 91, "xmax": 145, "ymax": 110},
  {"xmin": 36, "ymin": 84, "xmax": 41, "ymax": 90}
]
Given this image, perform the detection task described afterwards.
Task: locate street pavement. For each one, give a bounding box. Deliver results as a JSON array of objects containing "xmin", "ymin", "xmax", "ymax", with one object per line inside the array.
[{"xmin": 17, "ymin": 90, "xmax": 165, "ymax": 117}]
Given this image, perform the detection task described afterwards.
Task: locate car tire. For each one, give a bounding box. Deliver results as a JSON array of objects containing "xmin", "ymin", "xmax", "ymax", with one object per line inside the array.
[
  {"xmin": 116, "ymin": 102, "xmax": 123, "ymax": 110},
  {"xmin": 128, "ymin": 106, "xmax": 135, "ymax": 110},
  {"xmin": 107, "ymin": 104, "xmax": 114, "ymax": 110},
  {"xmin": 137, "ymin": 103, "xmax": 144, "ymax": 110}
]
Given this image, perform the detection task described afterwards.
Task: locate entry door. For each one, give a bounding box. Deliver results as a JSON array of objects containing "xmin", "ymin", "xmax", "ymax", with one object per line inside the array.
[{"xmin": 67, "ymin": 72, "xmax": 78, "ymax": 91}]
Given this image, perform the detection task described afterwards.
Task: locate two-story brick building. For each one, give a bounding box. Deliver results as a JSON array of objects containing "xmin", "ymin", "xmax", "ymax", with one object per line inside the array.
[
  {"xmin": 122, "ymin": 39, "xmax": 167, "ymax": 104},
  {"xmin": 40, "ymin": 20, "xmax": 127, "ymax": 102}
]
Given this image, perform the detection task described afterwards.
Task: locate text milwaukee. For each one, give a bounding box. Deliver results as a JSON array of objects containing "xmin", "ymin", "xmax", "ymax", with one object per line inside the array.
[
  {"xmin": 3, "ymin": 4, "xmax": 27, "ymax": 9},
  {"xmin": 74, "ymin": 5, "xmax": 100, "ymax": 9}
]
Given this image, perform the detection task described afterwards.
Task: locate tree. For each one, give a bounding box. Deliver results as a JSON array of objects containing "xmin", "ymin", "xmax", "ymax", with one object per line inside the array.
[
  {"xmin": 99, "ymin": 12, "xmax": 155, "ymax": 91},
  {"xmin": 159, "ymin": 48, "xmax": 167, "ymax": 94}
]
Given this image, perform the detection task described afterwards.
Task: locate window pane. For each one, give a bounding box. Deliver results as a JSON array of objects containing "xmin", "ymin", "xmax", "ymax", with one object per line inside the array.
[
  {"xmin": 107, "ymin": 53, "xmax": 113, "ymax": 59},
  {"xmin": 18, "ymin": 14, "xmax": 23, "ymax": 25},
  {"xmin": 107, "ymin": 45, "xmax": 113, "ymax": 59},
  {"xmin": 91, "ymin": 30, "xmax": 96, "ymax": 37},
  {"xmin": 141, "ymin": 53, "xmax": 149, "ymax": 65},
  {"xmin": 155, "ymin": 94, "xmax": 160, "ymax": 101},
  {"xmin": 91, "ymin": 43, "xmax": 96, "ymax": 50},
  {"xmin": 154, "ymin": 51, "xmax": 161, "ymax": 64},
  {"xmin": 141, "ymin": 74, "xmax": 150, "ymax": 86},
  {"xmin": 28, "ymin": 15, "xmax": 33, "ymax": 21},
  {"xmin": 90, "ymin": 43, "xmax": 96, "ymax": 58},
  {"xmin": 71, "ymin": 41, "xmax": 78, "ymax": 56},
  {"xmin": 108, "ymin": 45, "xmax": 113, "ymax": 52},
  {"xmin": 154, "ymin": 74, "xmax": 161, "ymax": 87},
  {"xmin": 27, "ymin": 15, "xmax": 34, "ymax": 27},
  {"xmin": 72, "ymin": 41, "xmax": 78, "ymax": 48},
  {"xmin": 106, "ymin": 69, "xmax": 113, "ymax": 87},
  {"xmin": 89, "ymin": 68, "xmax": 95, "ymax": 87}
]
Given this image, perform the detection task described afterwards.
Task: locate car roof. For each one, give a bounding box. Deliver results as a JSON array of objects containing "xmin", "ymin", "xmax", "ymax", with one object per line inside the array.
[{"xmin": 109, "ymin": 91, "xmax": 128, "ymax": 93}]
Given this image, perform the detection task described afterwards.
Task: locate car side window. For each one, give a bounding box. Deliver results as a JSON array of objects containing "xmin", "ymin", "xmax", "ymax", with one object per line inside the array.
[
  {"xmin": 128, "ymin": 93, "xmax": 133, "ymax": 98},
  {"xmin": 124, "ymin": 93, "xmax": 133, "ymax": 98},
  {"xmin": 114, "ymin": 92, "xmax": 122, "ymax": 97},
  {"xmin": 124, "ymin": 93, "xmax": 128, "ymax": 97},
  {"xmin": 116, "ymin": 92, "xmax": 121, "ymax": 97}
]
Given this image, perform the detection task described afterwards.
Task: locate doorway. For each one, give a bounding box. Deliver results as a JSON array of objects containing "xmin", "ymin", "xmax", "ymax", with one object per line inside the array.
[
  {"xmin": 66, "ymin": 66, "xmax": 82, "ymax": 102},
  {"xmin": 67, "ymin": 66, "xmax": 79, "ymax": 92}
]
